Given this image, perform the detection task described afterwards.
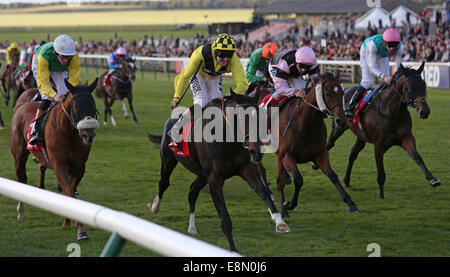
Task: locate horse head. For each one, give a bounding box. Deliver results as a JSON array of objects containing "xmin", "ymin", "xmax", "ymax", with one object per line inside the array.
[
  {"xmin": 124, "ymin": 58, "xmax": 136, "ymax": 82},
  {"xmin": 64, "ymin": 78, "xmax": 99, "ymax": 145},
  {"xmin": 315, "ymin": 72, "xmax": 346, "ymax": 129},
  {"xmin": 397, "ymin": 62, "xmax": 430, "ymax": 119},
  {"xmin": 227, "ymin": 88, "xmax": 263, "ymax": 163}
]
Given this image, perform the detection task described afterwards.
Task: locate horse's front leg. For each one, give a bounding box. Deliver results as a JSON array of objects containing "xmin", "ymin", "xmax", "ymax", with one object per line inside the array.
[
  {"xmin": 241, "ymin": 164, "xmax": 289, "ymax": 234},
  {"xmin": 344, "ymin": 138, "xmax": 366, "ymax": 187},
  {"xmin": 207, "ymin": 174, "xmax": 237, "ymax": 252},
  {"xmin": 314, "ymin": 151, "xmax": 359, "ymax": 213},
  {"xmin": 126, "ymin": 94, "xmax": 139, "ymax": 124},
  {"xmin": 374, "ymin": 144, "xmax": 387, "ymax": 199},
  {"xmin": 52, "ymin": 164, "xmax": 88, "ymax": 240},
  {"xmin": 282, "ymin": 154, "xmax": 303, "ymax": 212},
  {"xmin": 37, "ymin": 165, "xmax": 46, "ymax": 189},
  {"xmin": 401, "ymin": 135, "xmax": 441, "ymax": 187},
  {"xmin": 187, "ymin": 177, "xmax": 207, "ymax": 234},
  {"xmin": 121, "ymin": 99, "xmax": 129, "ymax": 119},
  {"xmin": 275, "ymin": 154, "xmax": 289, "ymax": 218}
]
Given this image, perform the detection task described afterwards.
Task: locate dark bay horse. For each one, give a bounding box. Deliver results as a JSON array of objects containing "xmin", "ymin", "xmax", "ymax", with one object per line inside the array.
[
  {"xmin": 325, "ymin": 62, "xmax": 441, "ymax": 199},
  {"xmin": 95, "ymin": 58, "xmax": 138, "ymax": 126},
  {"xmin": 1, "ymin": 53, "xmax": 20, "ymax": 106},
  {"xmin": 10, "ymin": 79, "xmax": 99, "ymax": 240},
  {"xmin": 13, "ymin": 68, "xmax": 37, "ymax": 107},
  {"xmin": 147, "ymin": 90, "xmax": 290, "ymax": 253},
  {"xmin": 248, "ymin": 73, "xmax": 359, "ymax": 218}
]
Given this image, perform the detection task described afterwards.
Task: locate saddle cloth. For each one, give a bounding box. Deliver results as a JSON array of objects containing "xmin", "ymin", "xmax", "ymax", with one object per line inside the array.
[
  {"xmin": 103, "ymin": 74, "xmax": 112, "ymax": 88},
  {"xmin": 349, "ymin": 84, "xmax": 383, "ymax": 125},
  {"xmin": 26, "ymin": 113, "xmax": 45, "ymax": 150},
  {"xmin": 168, "ymin": 121, "xmax": 193, "ymax": 157}
]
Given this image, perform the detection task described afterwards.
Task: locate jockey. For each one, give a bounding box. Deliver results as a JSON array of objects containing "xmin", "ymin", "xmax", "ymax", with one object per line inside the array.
[
  {"xmin": 28, "ymin": 34, "xmax": 81, "ymax": 146},
  {"xmin": 6, "ymin": 42, "xmax": 20, "ymax": 64},
  {"xmin": 246, "ymin": 42, "xmax": 278, "ymax": 93},
  {"xmin": 262, "ymin": 46, "xmax": 319, "ymax": 107},
  {"xmin": 346, "ymin": 28, "xmax": 403, "ymax": 117},
  {"xmin": 168, "ymin": 33, "xmax": 248, "ymax": 148},
  {"xmin": 104, "ymin": 47, "xmax": 129, "ymax": 86}
]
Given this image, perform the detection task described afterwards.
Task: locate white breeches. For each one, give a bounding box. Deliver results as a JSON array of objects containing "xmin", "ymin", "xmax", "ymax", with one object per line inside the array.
[{"xmin": 190, "ymin": 73, "xmax": 223, "ymax": 108}]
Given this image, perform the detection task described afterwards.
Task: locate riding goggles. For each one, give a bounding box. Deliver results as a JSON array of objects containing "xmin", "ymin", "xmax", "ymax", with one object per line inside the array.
[
  {"xmin": 385, "ymin": 42, "xmax": 400, "ymax": 49},
  {"xmin": 215, "ymin": 50, "xmax": 234, "ymax": 59},
  {"xmin": 297, "ymin": 63, "xmax": 312, "ymax": 70}
]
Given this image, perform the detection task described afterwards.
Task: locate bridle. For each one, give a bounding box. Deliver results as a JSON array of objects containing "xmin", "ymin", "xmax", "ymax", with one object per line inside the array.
[
  {"xmin": 302, "ymin": 79, "xmax": 343, "ymax": 119},
  {"xmin": 400, "ymin": 74, "xmax": 426, "ymax": 108},
  {"xmin": 61, "ymin": 93, "xmax": 99, "ymax": 134}
]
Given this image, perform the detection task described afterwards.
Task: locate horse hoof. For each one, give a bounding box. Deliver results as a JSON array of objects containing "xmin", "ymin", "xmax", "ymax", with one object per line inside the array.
[
  {"xmin": 77, "ymin": 232, "xmax": 89, "ymax": 241},
  {"xmin": 187, "ymin": 226, "xmax": 197, "ymax": 235},
  {"xmin": 348, "ymin": 205, "xmax": 360, "ymax": 213},
  {"xmin": 17, "ymin": 214, "xmax": 24, "ymax": 221},
  {"xmin": 431, "ymin": 178, "xmax": 441, "ymax": 188},
  {"xmin": 147, "ymin": 203, "xmax": 159, "ymax": 214},
  {"xmin": 276, "ymin": 223, "xmax": 291, "ymax": 233},
  {"xmin": 134, "ymin": 120, "xmax": 139, "ymax": 124},
  {"xmin": 124, "ymin": 114, "xmax": 130, "ymax": 119}
]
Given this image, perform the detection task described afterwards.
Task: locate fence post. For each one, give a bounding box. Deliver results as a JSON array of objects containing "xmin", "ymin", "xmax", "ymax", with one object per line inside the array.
[{"xmin": 100, "ymin": 232, "xmax": 126, "ymax": 257}]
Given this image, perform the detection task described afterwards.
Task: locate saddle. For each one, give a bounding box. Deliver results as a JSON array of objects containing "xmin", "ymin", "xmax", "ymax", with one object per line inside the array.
[
  {"xmin": 26, "ymin": 105, "xmax": 57, "ymax": 168},
  {"xmin": 103, "ymin": 74, "xmax": 112, "ymax": 88},
  {"xmin": 260, "ymin": 94, "xmax": 293, "ymax": 131},
  {"xmin": 346, "ymin": 84, "xmax": 384, "ymax": 142}
]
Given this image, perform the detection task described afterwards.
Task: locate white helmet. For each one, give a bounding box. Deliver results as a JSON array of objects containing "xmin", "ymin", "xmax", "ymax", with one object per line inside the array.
[{"xmin": 53, "ymin": 34, "xmax": 76, "ymax": 56}]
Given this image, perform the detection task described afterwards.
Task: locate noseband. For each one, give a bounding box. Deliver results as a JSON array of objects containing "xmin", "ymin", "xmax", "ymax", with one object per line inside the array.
[
  {"xmin": 304, "ymin": 80, "xmax": 342, "ymax": 119},
  {"xmin": 61, "ymin": 93, "xmax": 98, "ymax": 132}
]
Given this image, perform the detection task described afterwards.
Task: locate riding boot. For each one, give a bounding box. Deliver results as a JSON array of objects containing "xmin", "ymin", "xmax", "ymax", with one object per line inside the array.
[
  {"xmin": 345, "ymin": 86, "xmax": 367, "ymax": 117},
  {"xmin": 28, "ymin": 109, "xmax": 44, "ymax": 145},
  {"xmin": 168, "ymin": 109, "xmax": 192, "ymax": 146}
]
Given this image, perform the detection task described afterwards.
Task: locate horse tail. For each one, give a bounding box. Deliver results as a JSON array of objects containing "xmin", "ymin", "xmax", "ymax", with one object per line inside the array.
[{"xmin": 148, "ymin": 133, "xmax": 163, "ymax": 145}]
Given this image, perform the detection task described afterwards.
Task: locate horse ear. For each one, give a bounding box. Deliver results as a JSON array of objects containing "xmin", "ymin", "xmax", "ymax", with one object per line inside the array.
[
  {"xmin": 64, "ymin": 79, "xmax": 75, "ymax": 94},
  {"xmin": 399, "ymin": 63, "xmax": 406, "ymax": 75},
  {"xmin": 335, "ymin": 70, "xmax": 341, "ymax": 82},
  {"xmin": 418, "ymin": 61, "xmax": 425, "ymax": 74},
  {"xmin": 88, "ymin": 78, "xmax": 99, "ymax": 93}
]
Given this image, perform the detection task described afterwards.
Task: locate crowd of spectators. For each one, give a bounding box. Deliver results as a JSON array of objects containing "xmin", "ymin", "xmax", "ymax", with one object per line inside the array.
[{"xmin": 1, "ymin": 9, "xmax": 449, "ymax": 63}]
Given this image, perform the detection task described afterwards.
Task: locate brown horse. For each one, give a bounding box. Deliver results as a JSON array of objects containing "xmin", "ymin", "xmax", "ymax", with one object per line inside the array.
[
  {"xmin": 325, "ymin": 62, "xmax": 441, "ymax": 199},
  {"xmin": 12, "ymin": 68, "xmax": 37, "ymax": 107},
  {"xmin": 251, "ymin": 72, "xmax": 359, "ymax": 218},
  {"xmin": 95, "ymin": 58, "xmax": 138, "ymax": 126},
  {"xmin": 147, "ymin": 90, "xmax": 290, "ymax": 253},
  {"xmin": 1, "ymin": 53, "xmax": 20, "ymax": 106},
  {"xmin": 10, "ymin": 79, "xmax": 99, "ymax": 240}
]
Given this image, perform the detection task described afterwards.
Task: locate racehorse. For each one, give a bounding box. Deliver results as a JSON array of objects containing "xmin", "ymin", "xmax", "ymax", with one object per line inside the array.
[
  {"xmin": 13, "ymin": 68, "xmax": 37, "ymax": 107},
  {"xmin": 95, "ymin": 58, "xmax": 138, "ymax": 126},
  {"xmin": 325, "ymin": 62, "xmax": 441, "ymax": 199},
  {"xmin": 0, "ymin": 53, "xmax": 20, "ymax": 106},
  {"xmin": 10, "ymin": 79, "xmax": 100, "ymax": 240},
  {"xmin": 147, "ymin": 90, "xmax": 290, "ymax": 253},
  {"xmin": 249, "ymin": 72, "xmax": 359, "ymax": 218}
]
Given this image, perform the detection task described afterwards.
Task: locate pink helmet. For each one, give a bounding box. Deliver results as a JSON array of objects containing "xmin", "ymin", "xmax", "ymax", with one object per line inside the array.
[
  {"xmin": 116, "ymin": 47, "xmax": 127, "ymax": 56},
  {"xmin": 383, "ymin": 28, "xmax": 401, "ymax": 42},
  {"xmin": 295, "ymin": 47, "xmax": 317, "ymax": 65}
]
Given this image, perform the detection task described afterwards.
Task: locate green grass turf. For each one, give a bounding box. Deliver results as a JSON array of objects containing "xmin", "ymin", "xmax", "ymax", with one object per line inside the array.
[{"xmin": 0, "ymin": 65, "xmax": 449, "ymax": 257}]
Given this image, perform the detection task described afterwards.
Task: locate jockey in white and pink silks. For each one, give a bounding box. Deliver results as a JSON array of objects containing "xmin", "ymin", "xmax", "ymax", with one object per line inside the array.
[
  {"xmin": 261, "ymin": 46, "xmax": 320, "ymax": 107},
  {"xmin": 346, "ymin": 28, "xmax": 404, "ymax": 117}
]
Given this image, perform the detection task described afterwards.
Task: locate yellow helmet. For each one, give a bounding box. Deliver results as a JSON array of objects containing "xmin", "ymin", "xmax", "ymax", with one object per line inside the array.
[
  {"xmin": 10, "ymin": 42, "xmax": 19, "ymax": 49},
  {"xmin": 212, "ymin": 33, "xmax": 236, "ymax": 51}
]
